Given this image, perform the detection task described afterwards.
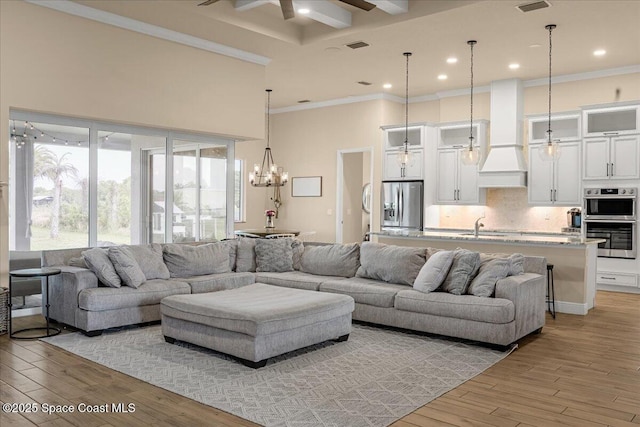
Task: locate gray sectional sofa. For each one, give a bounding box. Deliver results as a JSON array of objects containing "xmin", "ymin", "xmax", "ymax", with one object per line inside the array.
[{"xmin": 42, "ymin": 239, "xmax": 546, "ymax": 346}]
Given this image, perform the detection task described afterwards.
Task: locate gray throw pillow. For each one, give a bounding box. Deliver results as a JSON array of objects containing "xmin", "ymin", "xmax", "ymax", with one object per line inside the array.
[
  {"xmin": 108, "ymin": 246, "xmax": 147, "ymax": 288},
  {"xmin": 236, "ymin": 238, "xmax": 258, "ymax": 273},
  {"xmin": 441, "ymin": 249, "xmax": 481, "ymax": 295},
  {"xmin": 68, "ymin": 256, "xmax": 88, "ymax": 269},
  {"xmin": 479, "ymin": 252, "xmax": 525, "ymax": 277},
  {"xmin": 467, "ymin": 258, "xmax": 510, "ymax": 297},
  {"xmin": 255, "ymin": 239, "xmax": 293, "ymax": 273},
  {"xmin": 291, "ymin": 238, "xmax": 304, "ymax": 271},
  {"xmin": 221, "ymin": 239, "xmax": 238, "ymax": 271},
  {"xmin": 125, "ymin": 244, "xmax": 170, "ymax": 280},
  {"xmin": 82, "ymin": 247, "xmax": 121, "ymax": 288},
  {"xmin": 356, "ymin": 242, "xmax": 426, "ymax": 286},
  {"xmin": 413, "ymin": 250, "xmax": 455, "ymax": 293},
  {"xmin": 300, "ymin": 243, "xmax": 360, "ymax": 277},
  {"xmin": 162, "ymin": 243, "xmax": 231, "ymax": 277}
]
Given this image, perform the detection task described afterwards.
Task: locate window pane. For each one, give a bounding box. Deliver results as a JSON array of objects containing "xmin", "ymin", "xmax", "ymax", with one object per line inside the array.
[
  {"xmin": 10, "ymin": 120, "xmax": 89, "ymax": 250},
  {"xmin": 200, "ymin": 144, "xmax": 227, "ymax": 241},
  {"xmin": 150, "ymin": 152, "xmax": 166, "ymax": 243},
  {"xmin": 235, "ymin": 159, "xmax": 243, "ymax": 222}
]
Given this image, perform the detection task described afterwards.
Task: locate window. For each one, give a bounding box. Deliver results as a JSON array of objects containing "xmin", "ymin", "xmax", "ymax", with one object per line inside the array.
[
  {"xmin": 9, "ymin": 111, "xmax": 235, "ymax": 250},
  {"xmin": 235, "ymin": 159, "xmax": 244, "ymax": 222}
]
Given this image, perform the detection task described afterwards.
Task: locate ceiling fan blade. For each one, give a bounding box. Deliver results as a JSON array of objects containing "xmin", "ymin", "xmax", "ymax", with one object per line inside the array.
[
  {"xmin": 339, "ymin": 0, "xmax": 376, "ymax": 11},
  {"xmin": 197, "ymin": 0, "xmax": 219, "ymax": 6},
  {"xmin": 279, "ymin": 0, "xmax": 295, "ymax": 19}
]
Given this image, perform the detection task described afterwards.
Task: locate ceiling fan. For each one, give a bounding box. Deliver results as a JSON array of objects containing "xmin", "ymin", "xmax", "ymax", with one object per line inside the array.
[{"xmin": 197, "ymin": 0, "xmax": 376, "ymax": 20}]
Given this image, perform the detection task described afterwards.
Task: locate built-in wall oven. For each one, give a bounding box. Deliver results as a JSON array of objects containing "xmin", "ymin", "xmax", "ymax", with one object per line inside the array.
[{"xmin": 584, "ymin": 187, "xmax": 637, "ymax": 259}]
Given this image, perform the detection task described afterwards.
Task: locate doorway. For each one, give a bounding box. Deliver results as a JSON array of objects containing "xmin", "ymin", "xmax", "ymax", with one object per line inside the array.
[{"xmin": 336, "ymin": 147, "xmax": 374, "ymax": 243}]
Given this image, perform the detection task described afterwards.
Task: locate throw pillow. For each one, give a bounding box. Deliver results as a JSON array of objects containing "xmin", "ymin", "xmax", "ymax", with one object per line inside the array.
[
  {"xmin": 356, "ymin": 242, "xmax": 426, "ymax": 286},
  {"xmin": 108, "ymin": 246, "xmax": 147, "ymax": 288},
  {"xmin": 300, "ymin": 243, "xmax": 360, "ymax": 277},
  {"xmin": 221, "ymin": 239, "xmax": 238, "ymax": 271},
  {"xmin": 82, "ymin": 247, "xmax": 121, "ymax": 288},
  {"xmin": 413, "ymin": 250, "xmax": 455, "ymax": 293},
  {"xmin": 236, "ymin": 238, "xmax": 258, "ymax": 273},
  {"xmin": 125, "ymin": 244, "xmax": 170, "ymax": 280},
  {"xmin": 162, "ymin": 243, "xmax": 231, "ymax": 277},
  {"xmin": 479, "ymin": 252, "xmax": 525, "ymax": 276},
  {"xmin": 291, "ymin": 238, "xmax": 304, "ymax": 271},
  {"xmin": 255, "ymin": 239, "xmax": 294, "ymax": 273},
  {"xmin": 467, "ymin": 258, "xmax": 511, "ymax": 297},
  {"xmin": 68, "ymin": 256, "xmax": 88, "ymax": 269},
  {"xmin": 440, "ymin": 249, "xmax": 481, "ymax": 295}
]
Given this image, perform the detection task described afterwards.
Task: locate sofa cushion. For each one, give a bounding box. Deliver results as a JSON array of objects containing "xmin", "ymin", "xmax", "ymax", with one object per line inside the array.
[
  {"xmin": 413, "ymin": 250, "xmax": 455, "ymax": 293},
  {"xmin": 300, "ymin": 243, "xmax": 360, "ymax": 278},
  {"xmin": 441, "ymin": 249, "xmax": 481, "ymax": 295},
  {"xmin": 291, "ymin": 238, "xmax": 304, "ymax": 271},
  {"xmin": 256, "ymin": 271, "xmax": 347, "ymax": 291},
  {"xmin": 356, "ymin": 242, "xmax": 426, "ymax": 286},
  {"xmin": 320, "ymin": 277, "xmax": 407, "ymax": 308},
  {"xmin": 255, "ymin": 239, "xmax": 293, "ymax": 273},
  {"xmin": 78, "ymin": 279, "xmax": 190, "ymax": 311},
  {"xmin": 108, "ymin": 246, "xmax": 147, "ymax": 288},
  {"xmin": 220, "ymin": 239, "xmax": 238, "ymax": 271},
  {"xmin": 125, "ymin": 244, "xmax": 170, "ymax": 280},
  {"xmin": 468, "ymin": 258, "xmax": 511, "ymax": 297},
  {"xmin": 68, "ymin": 256, "xmax": 88, "ymax": 269},
  {"xmin": 394, "ymin": 289, "xmax": 515, "ymax": 324},
  {"xmin": 163, "ymin": 243, "xmax": 230, "ymax": 278},
  {"xmin": 236, "ymin": 238, "xmax": 257, "ymax": 273},
  {"xmin": 81, "ymin": 247, "xmax": 121, "ymax": 288},
  {"xmin": 185, "ymin": 272, "xmax": 255, "ymax": 294}
]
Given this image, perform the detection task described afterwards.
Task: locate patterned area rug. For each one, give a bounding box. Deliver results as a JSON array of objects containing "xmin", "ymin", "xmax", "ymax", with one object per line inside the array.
[{"xmin": 43, "ymin": 324, "xmax": 514, "ymax": 427}]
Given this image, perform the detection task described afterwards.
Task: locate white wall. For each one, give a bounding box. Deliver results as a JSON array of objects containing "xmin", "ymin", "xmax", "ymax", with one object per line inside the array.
[{"xmin": 0, "ymin": 1, "xmax": 266, "ymax": 285}]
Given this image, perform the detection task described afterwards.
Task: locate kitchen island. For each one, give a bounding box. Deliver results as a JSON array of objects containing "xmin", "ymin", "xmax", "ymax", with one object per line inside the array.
[{"xmin": 371, "ymin": 229, "xmax": 604, "ymax": 315}]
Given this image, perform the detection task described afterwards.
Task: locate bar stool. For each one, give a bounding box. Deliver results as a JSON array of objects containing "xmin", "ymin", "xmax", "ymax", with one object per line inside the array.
[{"xmin": 546, "ymin": 264, "xmax": 556, "ymax": 319}]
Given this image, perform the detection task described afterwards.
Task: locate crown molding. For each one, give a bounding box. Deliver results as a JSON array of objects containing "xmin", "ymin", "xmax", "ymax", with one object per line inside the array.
[
  {"xmin": 24, "ymin": 0, "xmax": 271, "ymax": 66},
  {"xmin": 524, "ymin": 64, "xmax": 640, "ymax": 87},
  {"xmin": 271, "ymin": 93, "xmax": 404, "ymax": 114}
]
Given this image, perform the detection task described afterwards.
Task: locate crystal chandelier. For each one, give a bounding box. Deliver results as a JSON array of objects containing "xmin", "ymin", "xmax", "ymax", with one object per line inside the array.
[
  {"xmin": 249, "ymin": 89, "xmax": 288, "ymax": 187},
  {"xmin": 461, "ymin": 40, "xmax": 481, "ymax": 166},
  {"xmin": 396, "ymin": 52, "xmax": 415, "ymax": 176},
  {"xmin": 539, "ymin": 24, "xmax": 561, "ymax": 162}
]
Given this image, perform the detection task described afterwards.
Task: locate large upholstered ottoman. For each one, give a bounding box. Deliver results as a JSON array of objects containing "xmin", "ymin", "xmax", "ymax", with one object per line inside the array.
[{"xmin": 160, "ymin": 283, "xmax": 355, "ymax": 368}]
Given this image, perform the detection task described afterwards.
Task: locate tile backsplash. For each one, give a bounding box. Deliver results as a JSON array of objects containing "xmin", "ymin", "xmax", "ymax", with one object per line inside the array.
[{"xmin": 438, "ymin": 188, "xmax": 580, "ymax": 232}]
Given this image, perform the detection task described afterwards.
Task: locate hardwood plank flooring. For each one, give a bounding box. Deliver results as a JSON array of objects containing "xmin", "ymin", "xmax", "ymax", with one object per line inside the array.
[{"xmin": 1, "ymin": 290, "xmax": 638, "ymax": 426}]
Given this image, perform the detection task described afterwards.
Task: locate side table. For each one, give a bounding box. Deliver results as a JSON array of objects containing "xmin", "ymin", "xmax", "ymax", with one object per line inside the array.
[{"xmin": 9, "ymin": 267, "xmax": 62, "ymax": 339}]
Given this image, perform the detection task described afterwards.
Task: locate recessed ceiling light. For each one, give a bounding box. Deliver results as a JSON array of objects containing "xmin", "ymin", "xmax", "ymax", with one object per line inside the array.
[
  {"xmin": 529, "ymin": 44, "xmax": 541, "ymax": 48},
  {"xmin": 437, "ymin": 74, "xmax": 448, "ymax": 80},
  {"xmin": 509, "ymin": 63, "xmax": 520, "ymax": 70},
  {"xmin": 593, "ymin": 49, "xmax": 606, "ymax": 56},
  {"xmin": 446, "ymin": 57, "xmax": 458, "ymax": 64},
  {"xmin": 298, "ymin": 8, "xmax": 310, "ymax": 14},
  {"xmin": 383, "ymin": 83, "xmax": 392, "ymax": 89}
]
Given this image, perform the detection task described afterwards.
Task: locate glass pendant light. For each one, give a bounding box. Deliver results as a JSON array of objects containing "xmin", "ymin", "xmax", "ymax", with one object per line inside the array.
[
  {"xmin": 538, "ymin": 24, "xmax": 561, "ymax": 162},
  {"xmin": 461, "ymin": 40, "xmax": 481, "ymax": 166},
  {"xmin": 396, "ymin": 52, "xmax": 415, "ymax": 175}
]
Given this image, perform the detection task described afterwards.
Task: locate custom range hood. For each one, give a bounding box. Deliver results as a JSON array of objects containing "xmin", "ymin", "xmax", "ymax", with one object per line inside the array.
[{"xmin": 478, "ymin": 79, "xmax": 527, "ymax": 187}]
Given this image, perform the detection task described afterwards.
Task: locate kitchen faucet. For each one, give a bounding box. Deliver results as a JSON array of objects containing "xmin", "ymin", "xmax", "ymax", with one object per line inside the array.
[{"xmin": 474, "ymin": 215, "xmax": 485, "ymax": 237}]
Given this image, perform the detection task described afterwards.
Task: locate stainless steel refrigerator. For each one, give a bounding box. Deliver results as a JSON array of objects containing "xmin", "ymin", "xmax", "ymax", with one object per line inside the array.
[{"xmin": 381, "ymin": 180, "xmax": 423, "ymax": 230}]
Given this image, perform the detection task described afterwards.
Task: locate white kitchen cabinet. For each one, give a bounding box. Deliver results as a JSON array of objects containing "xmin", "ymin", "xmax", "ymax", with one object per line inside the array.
[
  {"xmin": 436, "ymin": 148, "xmax": 485, "ymax": 204},
  {"xmin": 528, "ymin": 141, "xmax": 581, "ymax": 205},
  {"xmin": 384, "ymin": 149, "xmax": 423, "ymax": 180},
  {"xmin": 527, "ymin": 113, "xmax": 580, "ymax": 144},
  {"xmin": 383, "ymin": 125, "xmax": 424, "ymax": 150},
  {"xmin": 583, "ymin": 135, "xmax": 639, "ymax": 180},
  {"xmin": 438, "ymin": 120, "xmax": 488, "ymax": 148},
  {"xmin": 583, "ymin": 104, "xmax": 639, "ymax": 137}
]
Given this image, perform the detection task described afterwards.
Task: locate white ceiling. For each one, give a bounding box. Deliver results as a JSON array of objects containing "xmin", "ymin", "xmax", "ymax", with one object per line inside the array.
[{"xmin": 73, "ymin": 0, "xmax": 640, "ymax": 108}]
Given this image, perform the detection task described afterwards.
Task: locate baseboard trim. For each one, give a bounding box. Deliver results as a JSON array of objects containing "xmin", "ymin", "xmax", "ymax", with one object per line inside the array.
[
  {"xmin": 12, "ymin": 307, "xmax": 43, "ymax": 318},
  {"xmin": 552, "ymin": 301, "xmax": 589, "ymax": 315},
  {"xmin": 597, "ymin": 284, "xmax": 640, "ymax": 294}
]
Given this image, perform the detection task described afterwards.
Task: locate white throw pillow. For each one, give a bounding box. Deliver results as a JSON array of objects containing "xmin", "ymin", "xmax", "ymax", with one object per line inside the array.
[{"xmin": 413, "ymin": 250, "xmax": 455, "ymax": 293}]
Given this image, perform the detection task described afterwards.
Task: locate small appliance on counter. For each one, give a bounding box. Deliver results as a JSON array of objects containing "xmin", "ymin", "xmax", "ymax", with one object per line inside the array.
[{"xmin": 567, "ymin": 207, "xmax": 582, "ymax": 228}]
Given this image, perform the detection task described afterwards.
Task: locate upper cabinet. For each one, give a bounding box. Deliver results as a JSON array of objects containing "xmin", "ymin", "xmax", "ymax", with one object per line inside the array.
[
  {"xmin": 384, "ymin": 149, "xmax": 424, "ymax": 180},
  {"xmin": 583, "ymin": 104, "xmax": 639, "ymax": 137},
  {"xmin": 438, "ymin": 120, "xmax": 489, "ymax": 149},
  {"xmin": 383, "ymin": 125, "xmax": 424, "ymax": 150},
  {"xmin": 528, "ymin": 113, "xmax": 580, "ymax": 144},
  {"xmin": 582, "ymin": 103, "xmax": 640, "ymax": 181}
]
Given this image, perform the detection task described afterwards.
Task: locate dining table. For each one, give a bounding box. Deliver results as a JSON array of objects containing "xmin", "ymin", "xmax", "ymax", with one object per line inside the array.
[{"xmin": 234, "ymin": 229, "xmax": 300, "ymax": 238}]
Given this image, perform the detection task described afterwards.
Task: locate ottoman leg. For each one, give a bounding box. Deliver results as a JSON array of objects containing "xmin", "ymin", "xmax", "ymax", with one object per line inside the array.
[
  {"xmin": 164, "ymin": 336, "xmax": 176, "ymax": 344},
  {"xmin": 334, "ymin": 334, "xmax": 349, "ymax": 342},
  {"xmin": 241, "ymin": 358, "xmax": 267, "ymax": 369}
]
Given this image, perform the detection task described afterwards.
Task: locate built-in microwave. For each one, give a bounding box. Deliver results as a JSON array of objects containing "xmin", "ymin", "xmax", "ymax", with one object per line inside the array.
[{"xmin": 584, "ymin": 187, "xmax": 636, "ymax": 221}]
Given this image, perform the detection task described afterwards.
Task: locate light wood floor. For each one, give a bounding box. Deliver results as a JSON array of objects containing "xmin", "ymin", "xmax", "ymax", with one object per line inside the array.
[{"xmin": 1, "ymin": 291, "xmax": 639, "ymax": 427}]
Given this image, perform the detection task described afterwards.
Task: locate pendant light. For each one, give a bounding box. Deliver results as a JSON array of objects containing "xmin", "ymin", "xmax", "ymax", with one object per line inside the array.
[
  {"xmin": 249, "ymin": 89, "xmax": 288, "ymax": 187},
  {"xmin": 396, "ymin": 52, "xmax": 414, "ymax": 176},
  {"xmin": 538, "ymin": 24, "xmax": 561, "ymax": 162},
  {"xmin": 461, "ymin": 40, "xmax": 480, "ymax": 166}
]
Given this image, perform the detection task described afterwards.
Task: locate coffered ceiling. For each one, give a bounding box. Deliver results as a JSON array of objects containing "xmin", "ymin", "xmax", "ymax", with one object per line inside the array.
[{"xmin": 71, "ymin": 0, "xmax": 640, "ymax": 108}]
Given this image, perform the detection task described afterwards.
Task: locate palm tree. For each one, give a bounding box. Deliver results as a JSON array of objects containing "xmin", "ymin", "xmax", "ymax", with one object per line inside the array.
[{"xmin": 34, "ymin": 145, "xmax": 79, "ymax": 238}]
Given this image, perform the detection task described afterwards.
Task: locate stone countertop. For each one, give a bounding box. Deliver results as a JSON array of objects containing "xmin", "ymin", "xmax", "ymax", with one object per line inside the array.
[{"xmin": 373, "ymin": 228, "xmax": 605, "ymax": 247}]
